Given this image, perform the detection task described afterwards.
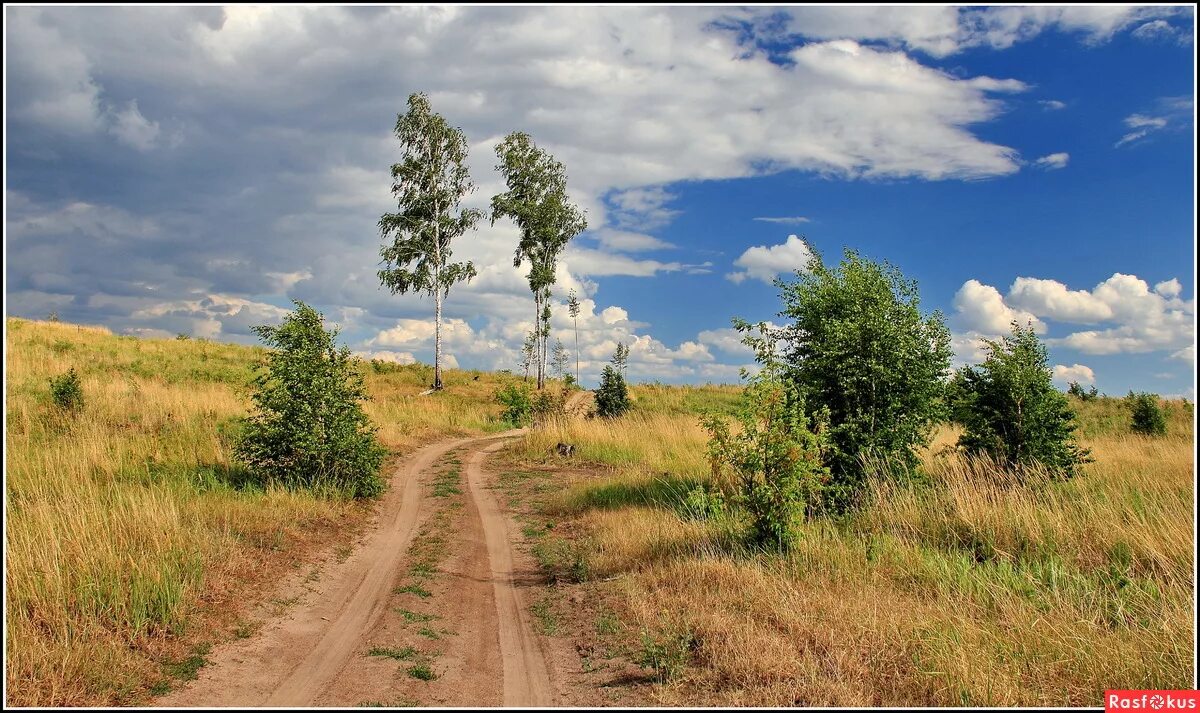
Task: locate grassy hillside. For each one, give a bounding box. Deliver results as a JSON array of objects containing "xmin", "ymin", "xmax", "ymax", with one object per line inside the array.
[
  {"xmin": 509, "ymin": 387, "xmax": 1196, "ymax": 705},
  {"xmin": 3, "ymin": 317, "xmax": 511, "ymax": 706}
]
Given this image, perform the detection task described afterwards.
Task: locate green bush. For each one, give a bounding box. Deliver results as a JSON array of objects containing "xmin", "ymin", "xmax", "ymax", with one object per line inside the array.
[
  {"xmin": 770, "ymin": 247, "xmax": 952, "ymax": 511},
  {"xmin": 1127, "ymin": 392, "xmax": 1168, "ymax": 436},
  {"xmin": 495, "ymin": 382, "xmax": 533, "ymax": 427},
  {"xmin": 701, "ymin": 357, "xmax": 828, "ymax": 550},
  {"xmin": 595, "ymin": 365, "xmax": 630, "ymax": 418},
  {"xmin": 950, "ymin": 322, "xmax": 1091, "ymax": 479},
  {"xmin": 234, "ymin": 301, "xmax": 386, "ymax": 498},
  {"xmin": 1067, "ymin": 381, "xmax": 1099, "ymax": 401},
  {"xmin": 49, "ymin": 368, "xmax": 84, "ymax": 411},
  {"xmin": 531, "ymin": 387, "xmax": 566, "ymax": 423}
]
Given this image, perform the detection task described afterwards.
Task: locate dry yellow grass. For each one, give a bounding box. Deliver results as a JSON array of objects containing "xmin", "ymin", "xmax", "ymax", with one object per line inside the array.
[
  {"xmin": 3, "ymin": 317, "xmax": 511, "ymax": 706},
  {"xmin": 509, "ymin": 385, "xmax": 1197, "ymax": 705}
]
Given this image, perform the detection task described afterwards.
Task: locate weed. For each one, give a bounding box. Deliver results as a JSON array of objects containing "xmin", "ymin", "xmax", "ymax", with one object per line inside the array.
[
  {"xmin": 394, "ymin": 583, "xmax": 432, "ymax": 598},
  {"xmin": 407, "ymin": 663, "xmax": 437, "ymax": 681},
  {"xmin": 530, "ymin": 596, "xmax": 560, "ymax": 636},
  {"xmin": 636, "ymin": 627, "xmax": 694, "ymax": 683},
  {"xmin": 368, "ymin": 646, "xmax": 418, "ymax": 661},
  {"xmin": 418, "ymin": 627, "xmax": 440, "ymax": 640},
  {"xmin": 395, "ymin": 608, "xmax": 438, "ymax": 624}
]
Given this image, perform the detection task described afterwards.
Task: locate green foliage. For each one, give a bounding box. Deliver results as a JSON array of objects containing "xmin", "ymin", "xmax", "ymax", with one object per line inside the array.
[
  {"xmin": 495, "ymin": 381, "xmax": 533, "ymax": 427},
  {"xmin": 636, "ymin": 626, "xmax": 695, "ymax": 683},
  {"xmin": 530, "ymin": 387, "xmax": 566, "ymax": 423},
  {"xmin": 950, "ymin": 322, "xmax": 1091, "ymax": 479},
  {"xmin": 701, "ymin": 347, "xmax": 829, "ymax": 550},
  {"xmin": 491, "ymin": 131, "xmax": 587, "ymax": 388},
  {"xmin": 234, "ymin": 301, "xmax": 386, "ymax": 498},
  {"xmin": 681, "ymin": 484, "xmax": 726, "ymax": 521},
  {"xmin": 595, "ymin": 365, "xmax": 630, "ymax": 418},
  {"xmin": 772, "ymin": 246, "xmax": 952, "ymax": 511},
  {"xmin": 378, "ymin": 92, "xmax": 480, "ymax": 389},
  {"xmin": 49, "ymin": 368, "xmax": 84, "ymax": 411},
  {"xmin": 1127, "ymin": 392, "xmax": 1168, "ymax": 436},
  {"xmin": 550, "ymin": 338, "xmax": 570, "ymax": 379},
  {"xmin": 1067, "ymin": 381, "xmax": 1099, "ymax": 401}
]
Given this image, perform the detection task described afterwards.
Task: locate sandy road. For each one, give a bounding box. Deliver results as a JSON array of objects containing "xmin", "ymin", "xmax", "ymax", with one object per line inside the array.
[{"xmin": 157, "ymin": 428, "xmax": 558, "ymax": 707}]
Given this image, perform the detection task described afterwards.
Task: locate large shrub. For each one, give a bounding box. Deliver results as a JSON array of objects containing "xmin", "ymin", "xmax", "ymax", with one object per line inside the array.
[
  {"xmin": 595, "ymin": 365, "xmax": 630, "ymax": 418},
  {"xmin": 1127, "ymin": 392, "xmax": 1168, "ymax": 436},
  {"xmin": 702, "ymin": 354, "xmax": 828, "ymax": 550},
  {"xmin": 950, "ymin": 322, "xmax": 1091, "ymax": 479},
  {"xmin": 495, "ymin": 382, "xmax": 533, "ymax": 427},
  {"xmin": 771, "ymin": 246, "xmax": 952, "ymax": 511},
  {"xmin": 235, "ymin": 301, "xmax": 386, "ymax": 498}
]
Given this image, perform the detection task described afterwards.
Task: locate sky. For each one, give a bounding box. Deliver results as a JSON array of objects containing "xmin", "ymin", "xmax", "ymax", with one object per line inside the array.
[{"xmin": 4, "ymin": 5, "xmax": 1196, "ymax": 397}]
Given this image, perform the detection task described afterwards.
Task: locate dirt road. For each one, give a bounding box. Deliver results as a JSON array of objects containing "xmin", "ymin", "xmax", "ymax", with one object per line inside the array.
[{"xmin": 157, "ymin": 429, "xmax": 560, "ymax": 707}]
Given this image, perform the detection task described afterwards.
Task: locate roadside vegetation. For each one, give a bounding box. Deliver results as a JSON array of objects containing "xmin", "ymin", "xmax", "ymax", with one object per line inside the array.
[
  {"xmin": 504, "ymin": 245, "xmax": 1195, "ymax": 705},
  {"xmin": 3, "ymin": 316, "xmax": 513, "ymax": 706}
]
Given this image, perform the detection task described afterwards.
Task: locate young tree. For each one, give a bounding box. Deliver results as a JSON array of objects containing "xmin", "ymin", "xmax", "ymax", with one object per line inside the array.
[
  {"xmin": 567, "ymin": 289, "xmax": 581, "ymax": 385},
  {"xmin": 1067, "ymin": 381, "xmax": 1099, "ymax": 401},
  {"xmin": 518, "ymin": 329, "xmax": 537, "ymax": 382},
  {"xmin": 612, "ymin": 341, "xmax": 629, "ymax": 378},
  {"xmin": 595, "ymin": 365, "xmax": 630, "ymax": 418},
  {"xmin": 491, "ymin": 132, "xmax": 587, "ymax": 389},
  {"xmin": 378, "ymin": 92, "xmax": 481, "ymax": 390},
  {"xmin": 235, "ymin": 301, "xmax": 386, "ymax": 498},
  {"xmin": 771, "ymin": 245, "xmax": 952, "ymax": 511},
  {"xmin": 702, "ymin": 327, "xmax": 829, "ymax": 550},
  {"xmin": 551, "ymin": 338, "xmax": 570, "ymax": 379},
  {"xmin": 951, "ymin": 322, "xmax": 1091, "ymax": 479}
]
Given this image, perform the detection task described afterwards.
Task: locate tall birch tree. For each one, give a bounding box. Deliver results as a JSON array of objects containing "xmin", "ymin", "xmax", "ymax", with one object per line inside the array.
[
  {"xmin": 378, "ymin": 93, "xmax": 480, "ymax": 390},
  {"xmin": 567, "ymin": 289, "xmax": 581, "ymax": 385},
  {"xmin": 491, "ymin": 132, "xmax": 587, "ymax": 389}
]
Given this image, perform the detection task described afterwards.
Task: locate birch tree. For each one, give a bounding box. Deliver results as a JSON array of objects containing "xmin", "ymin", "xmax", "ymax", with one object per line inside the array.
[
  {"xmin": 491, "ymin": 132, "xmax": 587, "ymax": 389},
  {"xmin": 567, "ymin": 289, "xmax": 581, "ymax": 385},
  {"xmin": 378, "ymin": 92, "xmax": 480, "ymax": 390}
]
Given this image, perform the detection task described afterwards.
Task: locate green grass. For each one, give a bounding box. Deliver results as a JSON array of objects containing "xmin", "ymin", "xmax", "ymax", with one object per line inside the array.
[
  {"xmin": 407, "ymin": 663, "xmax": 437, "ymax": 681},
  {"xmin": 395, "ymin": 608, "xmax": 438, "ymax": 624},
  {"xmin": 394, "ymin": 583, "xmax": 432, "ymax": 598},
  {"xmin": 530, "ymin": 595, "xmax": 560, "ymax": 636},
  {"xmin": 368, "ymin": 646, "xmax": 418, "ymax": 661}
]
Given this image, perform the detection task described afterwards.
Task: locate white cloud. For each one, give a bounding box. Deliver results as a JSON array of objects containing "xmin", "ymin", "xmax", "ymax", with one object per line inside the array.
[
  {"xmin": 1033, "ymin": 152, "xmax": 1069, "ymax": 170},
  {"xmin": 1171, "ymin": 345, "xmax": 1195, "ymax": 365},
  {"xmin": 356, "ymin": 349, "xmax": 417, "ymax": 365},
  {"xmin": 591, "ymin": 229, "xmax": 674, "ymax": 253},
  {"xmin": 1007, "ymin": 277, "xmax": 1111, "ymax": 323},
  {"xmin": 727, "ymin": 234, "xmax": 815, "ymax": 285},
  {"xmin": 1155, "ymin": 278, "xmax": 1183, "ymax": 298},
  {"xmin": 1131, "ymin": 19, "xmax": 1186, "ymax": 43},
  {"xmin": 1039, "ymin": 99, "xmax": 1067, "ymax": 111},
  {"xmin": 1053, "ymin": 363, "xmax": 1095, "ymax": 385},
  {"xmin": 753, "ymin": 216, "xmax": 811, "ymax": 225},
  {"xmin": 952, "ymin": 279, "xmax": 1044, "ymax": 335}
]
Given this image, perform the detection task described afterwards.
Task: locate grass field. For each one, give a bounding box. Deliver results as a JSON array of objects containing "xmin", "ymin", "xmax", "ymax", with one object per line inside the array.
[
  {"xmin": 3, "ymin": 317, "xmax": 512, "ymax": 706},
  {"xmin": 509, "ymin": 384, "xmax": 1196, "ymax": 705}
]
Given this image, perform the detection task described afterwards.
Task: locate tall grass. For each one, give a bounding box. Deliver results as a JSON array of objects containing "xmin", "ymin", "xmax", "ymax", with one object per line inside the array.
[
  {"xmin": 509, "ymin": 387, "xmax": 1196, "ymax": 705},
  {"xmin": 4, "ymin": 318, "xmax": 510, "ymax": 705}
]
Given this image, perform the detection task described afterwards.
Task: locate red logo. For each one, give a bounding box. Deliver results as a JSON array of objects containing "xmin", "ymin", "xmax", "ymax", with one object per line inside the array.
[{"xmin": 1107, "ymin": 691, "xmax": 1200, "ymax": 711}]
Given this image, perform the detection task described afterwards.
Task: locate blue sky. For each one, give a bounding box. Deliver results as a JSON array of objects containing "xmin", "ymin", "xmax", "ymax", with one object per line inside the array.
[{"xmin": 4, "ymin": 6, "xmax": 1196, "ymax": 396}]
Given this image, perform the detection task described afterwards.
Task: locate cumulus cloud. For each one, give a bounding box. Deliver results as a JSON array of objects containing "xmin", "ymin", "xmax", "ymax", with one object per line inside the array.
[
  {"xmin": 727, "ymin": 234, "xmax": 815, "ymax": 285},
  {"xmin": 952, "ymin": 279, "xmax": 1044, "ymax": 335},
  {"xmin": 1033, "ymin": 152, "xmax": 1069, "ymax": 170},
  {"xmin": 1053, "ymin": 363, "xmax": 1095, "ymax": 385},
  {"xmin": 953, "ymin": 273, "xmax": 1194, "ymax": 360}
]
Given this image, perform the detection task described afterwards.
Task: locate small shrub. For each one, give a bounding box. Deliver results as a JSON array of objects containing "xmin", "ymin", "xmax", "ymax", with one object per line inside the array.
[
  {"xmin": 680, "ymin": 484, "xmax": 726, "ymax": 521},
  {"xmin": 49, "ymin": 368, "xmax": 84, "ymax": 411},
  {"xmin": 234, "ymin": 301, "xmax": 386, "ymax": 498},
  {"xmin": 1067, "ymin": 381, "xmax": 1099, "ymax": 401},
  {"xmin": 950, "ymin": 322, "xmax": 1091, "ymax": 480},
  {"xmin": 1127, "ymin": 392, "xmax": 1168, "ymax": 436},
  {"xmin": 636, "ymin": 626, "xmax": 695, "ymax": 683},
  {"xmin": 407, "ymin": 663, "xmax": 436, "ymax": 681},
  {"xmin": 47, "ymin": 310, "xmax": 59, "ymax": 322},
  {"xmin": 176, "ymin": 333, "xmax": 190, "ymax": 341},
  {"xmin": 495, "ymin": 382, "xmax": 533, "ymax": 427},
  {"xmin": 531, "ymin": 387, "xmax": 566, "ymax": 424},
  {"xmin": 595, "ymin": 365, "xmax": 630, "ymax": 418},
  {"xmin": 701, "ymin": 349, "xmax": 828, "ymax": 550}
]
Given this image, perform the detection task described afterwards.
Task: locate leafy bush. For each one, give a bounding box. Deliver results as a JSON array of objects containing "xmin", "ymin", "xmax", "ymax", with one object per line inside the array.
[
  {"xmin": 1127, "ymin": 392, "xmax": 1168, "ymax": 436},
  {"xmin": 950, "ymin": 322, "xmax": 1091, "ymax": 479},
  {"xmin": 49, "ymin": 368, "xmax": 84, "ymax": 411},
  {"xmin": 636, "ymin": 626, "xmax": 695, "ymax": 683},
  {"xmin": 531, "ymin": 387, "xmax": 567, "ymax": 423},
  {"xmin": 1067, "ymin": 381, "xmax": 1099, "ymax": 401},
  {"xmin": 495, "ymin": 382, "xmax": 533, "ymax": 427},
  {"xmin": 701, "ymin": 355, "xmax": 828, "ymax": 550},
  {"xmin": 595, "ymin": 365, "xmax": 630, "ymax": 418},
  {"xmin": 770, "ymin": 246, "xmax": 952, "ymax": 512},
  {"xmin": 234, "ymin": 301, "xmax": 386, "ymax": 498},
  {"xmin": 681, "ymin": 484, "xmax": 726, "ymax": 521}
]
